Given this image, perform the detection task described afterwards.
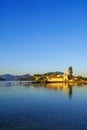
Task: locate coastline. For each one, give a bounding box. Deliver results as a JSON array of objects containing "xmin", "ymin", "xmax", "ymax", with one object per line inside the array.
[{"xmin": 31, "ymin": 80, "xmax": 87, "ymax": 85}]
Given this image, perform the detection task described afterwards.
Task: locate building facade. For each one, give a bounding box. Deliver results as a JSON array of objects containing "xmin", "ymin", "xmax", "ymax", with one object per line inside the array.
[{"xmin": 46, "ymin": 71, "xmax": 68, "ymax": 82}]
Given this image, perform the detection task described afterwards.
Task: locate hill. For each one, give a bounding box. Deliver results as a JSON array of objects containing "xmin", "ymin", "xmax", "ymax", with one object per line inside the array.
[{"xmin": 0, "ymin": 74, "xmax": 31, "ymax": 81}]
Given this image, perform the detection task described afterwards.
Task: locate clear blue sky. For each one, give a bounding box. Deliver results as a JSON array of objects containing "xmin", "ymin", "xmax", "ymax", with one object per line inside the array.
[{"xmin": 0, "ymin": 0, "xmax": 87, "ymax": 76}]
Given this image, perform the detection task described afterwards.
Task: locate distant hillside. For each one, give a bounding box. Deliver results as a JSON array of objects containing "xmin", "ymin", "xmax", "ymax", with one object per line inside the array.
[
  {"xmin": 0, "ymin": 74, "xmax": 31, "ymax": 81},
  {"xmin": 44, "ymin": 71, "xmax": 64, "ymax": 75}
]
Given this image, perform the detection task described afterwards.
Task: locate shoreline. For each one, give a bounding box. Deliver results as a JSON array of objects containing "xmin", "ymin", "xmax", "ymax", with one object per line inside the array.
[{"xmin": 31, "ymin": 80, "xmax": 87, "ymax": 85}]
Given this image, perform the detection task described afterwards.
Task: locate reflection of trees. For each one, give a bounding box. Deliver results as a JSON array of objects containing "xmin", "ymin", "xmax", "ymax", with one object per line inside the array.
[
  {"xmin": 31, "ymin": 83, "xmax": 73, "ymax": 98},
  {"xmin": 68, "ymin": 86, "xmax": 72, "ymax": 99}
]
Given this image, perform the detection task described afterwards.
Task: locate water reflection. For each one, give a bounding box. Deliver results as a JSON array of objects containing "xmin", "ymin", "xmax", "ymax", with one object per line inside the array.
[
  {"xmin": 68, "ymin": 86, "xmax": 72, "ymax": 99},
  {"xmin": 31, "ymin": 83, "xmax": 73, "ymax": 98},
  {"xmin": 0, "ymin": 82, "xmax": 87, "ymax": 130},
  {"xmin": 45, "ymin": 83, "xmax": 68, "ymax": 94},
  {"xmin": 0, "ymin": 81, "xmax": 82, "ymax": 99},
  {"xmin": 45, "ymin": 83, "xmax": 73, "ymax": 98}
]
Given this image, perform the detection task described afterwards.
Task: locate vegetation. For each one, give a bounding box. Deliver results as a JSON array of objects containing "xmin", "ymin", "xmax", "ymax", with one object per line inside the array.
[
  {"xmin": 68, "ymin": 66, "xmax": 73, "ymax": 79},
  {"xmin": 18, "ymin": 76, "xmax": 34, "ymax": 81},
  {"xmin": 37, "ymin": 75, "xmax": 47, "ymax": 83},
  {"xmin": 77, "ymin": 76, "xmax": 87, "ymax": 81}
]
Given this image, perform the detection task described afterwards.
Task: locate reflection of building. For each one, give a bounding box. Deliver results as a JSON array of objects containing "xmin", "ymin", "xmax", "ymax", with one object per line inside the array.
[
  {"xmin": 46, "ymin": 83, "xmax": 63, "ymax": 89},
  {"xmin": 46, "ymin": 71, "xmax": 68, "ymax": 82},
  {"xmin": 45, "ymin": 83, "xmax": 68, "ymax": 94},
  {"xmin": 63, "ymin": 83, "xmax": 68, "ymax": 94}
]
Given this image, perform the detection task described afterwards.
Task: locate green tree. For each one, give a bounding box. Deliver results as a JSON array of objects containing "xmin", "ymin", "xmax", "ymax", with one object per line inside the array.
[{"xmin": 68, "ymin": 66, "xmax": 73, "ymax": 79}]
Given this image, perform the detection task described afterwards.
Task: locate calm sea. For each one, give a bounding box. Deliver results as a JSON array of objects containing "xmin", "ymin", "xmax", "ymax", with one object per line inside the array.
[{"xmin": 0, "ymin": 81, "xmax": 87, "ymax": 130}]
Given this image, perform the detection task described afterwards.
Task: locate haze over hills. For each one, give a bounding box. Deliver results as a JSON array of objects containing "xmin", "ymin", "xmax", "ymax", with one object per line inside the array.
[{"xmin": 0, "ymin": 74, "xmax": 31, "ymax": 81}]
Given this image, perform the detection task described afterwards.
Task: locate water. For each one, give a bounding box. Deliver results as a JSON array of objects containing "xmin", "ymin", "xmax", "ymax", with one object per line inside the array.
[{"xmin": 0, "ymin": 81, "xmax": 87, "ymax": 130}]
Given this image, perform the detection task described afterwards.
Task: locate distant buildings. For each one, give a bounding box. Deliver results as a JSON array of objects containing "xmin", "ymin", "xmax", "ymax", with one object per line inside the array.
[
  {"xmin": 46, "ymin": 71, "xmax": 68, "ymax": 82},
  {"xmin": 33, "ymin": 71, "xmax": 68, "ymax": 83}
]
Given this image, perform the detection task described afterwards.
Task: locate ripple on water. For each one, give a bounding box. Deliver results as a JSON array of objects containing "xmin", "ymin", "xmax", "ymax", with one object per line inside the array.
[{"xmin": 0, "ymin": 113, "xmax": 87, "ymax": 130}]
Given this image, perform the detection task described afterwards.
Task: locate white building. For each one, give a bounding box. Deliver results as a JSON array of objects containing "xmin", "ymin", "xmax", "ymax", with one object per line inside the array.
[{"xmin": 46, "ymin": 71, "xmax": 68, "ymax": 82}]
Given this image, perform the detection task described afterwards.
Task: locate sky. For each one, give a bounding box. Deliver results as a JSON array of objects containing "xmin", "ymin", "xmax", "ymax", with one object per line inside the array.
[{"xmin": 0, "ymin": 0, "xmax": 87, "ymax": 76}]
